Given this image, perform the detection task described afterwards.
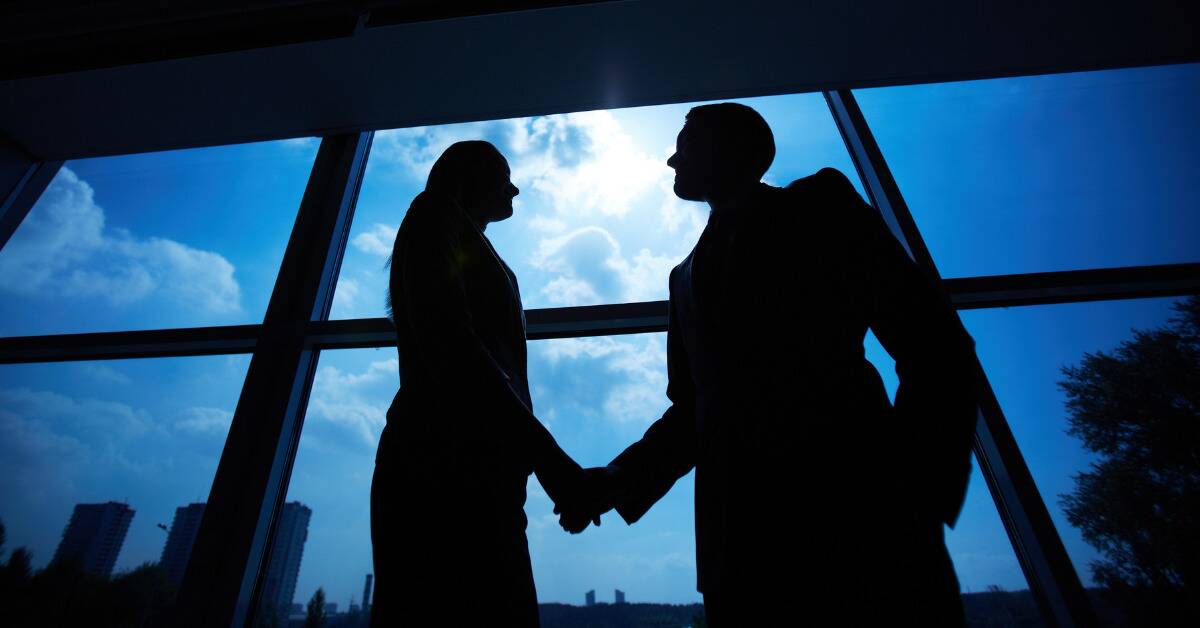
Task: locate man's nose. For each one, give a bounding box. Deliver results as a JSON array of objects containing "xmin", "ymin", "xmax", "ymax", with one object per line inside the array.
[
  {"xmin": 666, "ymin": 153, "xmax": 678, "ymax": 169},
  {"xmin": 509, "ymin": 183, "xmax": 519, "ymax": 197}
]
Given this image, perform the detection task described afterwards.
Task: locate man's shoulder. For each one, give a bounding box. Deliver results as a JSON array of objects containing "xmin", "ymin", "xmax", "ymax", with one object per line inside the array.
[{"xmin": 784, "ymin": 167, "xmax": 857, "ymax": 197}]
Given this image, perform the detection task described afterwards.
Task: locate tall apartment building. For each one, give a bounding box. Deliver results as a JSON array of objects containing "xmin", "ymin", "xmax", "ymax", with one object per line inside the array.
[
  {"xmin": 258, "ymin": 501, "xmax": 312, "ymax": 621},
  {"xmin": 52, "ymin": 501, "xmax": 135, "ymax": 577},
  {"xmin": 160, "ymin": 502, "xmax": 206, "ymax": 588}
]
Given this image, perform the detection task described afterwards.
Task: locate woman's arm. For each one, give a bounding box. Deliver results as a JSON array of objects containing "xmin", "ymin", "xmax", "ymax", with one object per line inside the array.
[{"xmin": 393, "ymin": 201, "xmax": 588, "ymax": 505}]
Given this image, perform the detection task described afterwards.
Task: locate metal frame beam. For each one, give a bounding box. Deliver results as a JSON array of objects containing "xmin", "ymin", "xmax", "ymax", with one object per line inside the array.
[
  {"xmin": 4, "ymin": 265, "xmax": 1194, "ymax": 362},
  {"xmin": 826, "ymin": 88, "xmax": 1099, "ymax": 628},
  {"xmin": 0, "ymin": 143, "xmax": 62, "ymax": 252},
  {"xmin": 173, "ymin": 132, "xmax": 371, "ymax": 628}
]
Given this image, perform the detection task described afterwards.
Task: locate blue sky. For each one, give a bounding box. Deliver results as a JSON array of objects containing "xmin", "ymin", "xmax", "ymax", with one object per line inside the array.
[{"xmin": 0, "ymin": 63, "xmax": 1197, "ymax": 610}]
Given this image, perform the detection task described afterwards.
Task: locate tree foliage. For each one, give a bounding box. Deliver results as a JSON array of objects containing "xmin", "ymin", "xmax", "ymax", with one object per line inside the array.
[
  {"xmin": 305, "ymin": 586, "xmax": 327, "ymax": 628},
  {"xmin": 1058, "ymin": 296, "xmax": 1199, "ymax": 620}
]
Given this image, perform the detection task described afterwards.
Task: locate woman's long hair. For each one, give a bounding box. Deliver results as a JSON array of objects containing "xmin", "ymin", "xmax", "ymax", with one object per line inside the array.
[
  {"xmin": 385, "ymin": 140, "xmax": 505, "ymax": 320},
  {"xmin": 425, "ymin": 140, "xmax": 504, "ymax": 200}
]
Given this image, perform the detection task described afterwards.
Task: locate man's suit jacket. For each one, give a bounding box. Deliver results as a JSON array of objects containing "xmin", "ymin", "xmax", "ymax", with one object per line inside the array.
[{"xmin": 609, "ymin": 168, "xmax": 978, "ymax": 596}]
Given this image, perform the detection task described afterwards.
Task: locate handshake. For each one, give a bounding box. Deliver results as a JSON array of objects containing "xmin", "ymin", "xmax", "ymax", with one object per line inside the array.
[{"xmin": 548, "ymin": 465, "xmax": 627, "ymax": 534}]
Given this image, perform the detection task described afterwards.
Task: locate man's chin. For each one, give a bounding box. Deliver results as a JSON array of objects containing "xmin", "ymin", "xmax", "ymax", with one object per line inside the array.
[{"xmin": 672, "ymin": 181, "xmax": 705, "ymax": 202}]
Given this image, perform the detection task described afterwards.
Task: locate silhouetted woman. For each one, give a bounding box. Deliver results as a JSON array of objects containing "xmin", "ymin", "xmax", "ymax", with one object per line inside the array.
[{"xmin": 371, "ymin": 141, "xmax": 587, "ymax": 627}]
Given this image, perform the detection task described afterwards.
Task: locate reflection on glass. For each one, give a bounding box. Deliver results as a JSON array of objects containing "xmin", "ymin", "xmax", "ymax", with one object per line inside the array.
[
  {"xmin": 0, "ymin": 355, "xmax": 250, "ymax": 625},
  {"xmin": 0, "ymin": 138, "xmax": 318, "ymax": 336},
  {"xmin": 856, "ymin": 63, "xmax": 1200, "ymax": 278},
  {"xmin": 963, "ymin": 297, "xmax": 1196, "ymax": 625},
  {"xmin": 331, "ymin": 93, "xmax": 862, "ymax": 319}
]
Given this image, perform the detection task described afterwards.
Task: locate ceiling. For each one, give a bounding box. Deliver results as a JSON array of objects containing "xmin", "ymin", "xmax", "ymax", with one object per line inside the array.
[{"xmin": 1, "ymin": 0, "xmax": 1196, "ymax": 161}]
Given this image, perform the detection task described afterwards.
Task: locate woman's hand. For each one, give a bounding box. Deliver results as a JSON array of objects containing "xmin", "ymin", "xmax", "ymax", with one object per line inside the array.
[{"xmin": 553, "ymin": 466, "xmax": 622, "ymax": 534}]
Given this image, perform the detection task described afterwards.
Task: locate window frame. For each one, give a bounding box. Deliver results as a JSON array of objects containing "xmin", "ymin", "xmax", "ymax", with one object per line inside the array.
[{"xmin": 2, "ymin": 86, "xmax": 1198, "ymax": 628}]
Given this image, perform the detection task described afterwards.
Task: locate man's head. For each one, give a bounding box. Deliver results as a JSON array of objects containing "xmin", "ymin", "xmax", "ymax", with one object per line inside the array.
[
  {"xmin": 426, "ymin": 140, "xmax": 519, "ymax": 226},
  {"xmin": 667, "ymin": 103, "xmax": 775, "ymax": 202}
]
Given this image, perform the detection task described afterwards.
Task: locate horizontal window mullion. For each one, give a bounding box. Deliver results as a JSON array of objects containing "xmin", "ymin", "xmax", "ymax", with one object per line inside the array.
[{"xmin": 2, "ymin": 263, "xmax": 1196, "ymax": 362}]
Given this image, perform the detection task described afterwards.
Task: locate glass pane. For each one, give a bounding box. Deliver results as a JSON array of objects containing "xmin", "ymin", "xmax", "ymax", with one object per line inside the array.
[
  {"xmin": 856, "ymin": 63, "xmax": 1200, "ymax": 278},
  {"xmin": 276, "ymin": 348, "xmax": 392, "ymax": 624},
  {"xmin": 0, "ymin": 138, "xmax": 319, "ymax": 336},
  {"xmin": 331, "ymin": 93, "xmax": 862, "ymax": 319},
  {"xmin": 0, "ymin": 354, "xmax": 251, "ymax": 624},
  {"xmin": 962, "ymin": 297, "xmax": 1195, "ymax": 625},
  {"xmin": 527, "ymin": 333, "xmax": 700, "ymax": 607}
]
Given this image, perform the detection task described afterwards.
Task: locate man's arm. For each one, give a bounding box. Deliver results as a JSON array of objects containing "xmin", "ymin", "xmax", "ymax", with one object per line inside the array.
[
  {"xmin": 818, "ymin": 168, "xmax": 979, "ymax": 527},
  {"xmin": 606, "ymin": 274, "xmax": 699, "ymax": 524}
]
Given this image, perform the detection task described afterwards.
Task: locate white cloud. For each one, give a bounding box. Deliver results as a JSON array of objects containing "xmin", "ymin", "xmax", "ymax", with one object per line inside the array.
[
  {"xmin": 0, "ymin": 387, "xmax": 167, "ymax": 482},
  {"xmin": 351, "ymin": 223, "xmax": 398, "ymax": 257},
  {"xmin": 77, "ymin": 363, "xmax": 131, "ymax": 385},
  {"xmin": 0, "ymin": 387, "xmax": 156, "ymax": 440},
  {"xmin": 526, "ymin": 214, "xmax": 568, "ymax": 234},
  {"xmin": 507, "ymin": 111, "xmax": 668, "ymax": 219},
  {"xmin": 538, "ymin": 336, "xmax": 668, "ymax": 424},
  {"xmin": 532, "ymin": 226, "xmax": 676, "ymax": 306},
  {"xmin": 333, "ymin": 277, "xmax": 361, "ymax": 312},
  {"xmin": 0, "ymin": 168, "xmax": 241, "ymax": 312},
  {"xmin": 369, "ymin": 121, "xmax": 495, "ymax": 181},
  {"xmin": 175, "ymin": 407, "xmax": 233, "ymax": 434},
  {"xmin": 306, "ymin": 358, "xmax": 397, "ymax": 449}
]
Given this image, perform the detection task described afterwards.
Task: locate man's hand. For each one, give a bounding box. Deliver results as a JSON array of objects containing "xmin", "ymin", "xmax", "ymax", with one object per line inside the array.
[{"xmin": 554, "ymin": 466, "xmax": 622, "ymax": 534}]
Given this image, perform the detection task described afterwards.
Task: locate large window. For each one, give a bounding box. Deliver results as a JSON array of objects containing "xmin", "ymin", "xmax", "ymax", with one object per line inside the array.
[{"xmin": 3, "ymin": 63, "xmax": 1196, "ymax": 628}]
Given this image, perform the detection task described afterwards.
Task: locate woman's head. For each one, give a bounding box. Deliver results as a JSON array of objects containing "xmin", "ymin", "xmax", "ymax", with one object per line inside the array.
[{"xmin": 425, "ymin": 140, "xmax": 519, "ymax": 226}]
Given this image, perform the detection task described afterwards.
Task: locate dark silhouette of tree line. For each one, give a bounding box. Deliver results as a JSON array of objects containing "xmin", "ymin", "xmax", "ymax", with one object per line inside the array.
[{"xmin": 0, "ymin": 520, "xmax": 175, "ymax": 627}]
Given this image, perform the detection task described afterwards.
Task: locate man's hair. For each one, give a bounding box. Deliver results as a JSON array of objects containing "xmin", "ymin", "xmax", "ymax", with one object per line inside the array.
[{"xmin": 685, "ymin": 103, "xmax": 776, "ymax": 181}]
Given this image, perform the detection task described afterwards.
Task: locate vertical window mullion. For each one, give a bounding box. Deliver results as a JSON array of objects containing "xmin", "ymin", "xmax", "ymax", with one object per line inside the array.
[{"xmin": 175, "ymin": 131, "xmax": 371, "ymax": 628}]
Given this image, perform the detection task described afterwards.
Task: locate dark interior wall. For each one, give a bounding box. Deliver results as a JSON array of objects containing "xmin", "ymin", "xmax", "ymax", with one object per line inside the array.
[{"xmin": 0, "ymin": 0, "xmax": 1196, "ymax": 161}]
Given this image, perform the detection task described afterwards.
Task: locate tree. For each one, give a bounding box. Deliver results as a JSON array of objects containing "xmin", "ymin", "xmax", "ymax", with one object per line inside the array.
[
  {"xmin": 1058, "ymin": 296, "xmax": 1199, "ymax": 623},
  {"xmin": 305, "ymin": 587, "xmax": 327, "ymax": 628}
]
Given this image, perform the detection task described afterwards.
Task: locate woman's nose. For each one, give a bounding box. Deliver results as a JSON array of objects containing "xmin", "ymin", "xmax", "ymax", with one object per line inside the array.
[{"xmin": 509, "ymin": 183, "xmax": 519, "ymax": 197}]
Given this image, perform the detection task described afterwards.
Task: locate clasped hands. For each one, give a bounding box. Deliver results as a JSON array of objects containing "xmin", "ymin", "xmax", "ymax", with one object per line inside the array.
[{"xmin": 550, "ymin": 466, "xmax": 623, "ymax": 534}]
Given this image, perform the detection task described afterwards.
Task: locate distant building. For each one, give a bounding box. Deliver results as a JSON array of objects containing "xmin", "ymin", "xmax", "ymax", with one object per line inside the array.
[
  {"xmin": 288, "ymin": 603, "xmax": 303, "ymax": 616},
  {"xmin": 615, "ymin": 589, "xmax": 626, "ymax": 604},
  {"xmin": 362, "ymin": 573, "xmax": 373, "ymax": 610},
  {"xmin": 585, "ymin": 589, "xmax": 595, "ymax": 606},
  {"xmin": 324, "ymin": 602, "xmax": 338, "ymax": 615},
  {"xmin": 257, "ymin": 501, "xmax": 312, "ymax": 621},
  {"xmin": 52, "ymin": 501, "xmax": 135, "ymax": 577},
  {"xmin": 160, "ymin": 502, "xmax": 205, "ymax": 588}
]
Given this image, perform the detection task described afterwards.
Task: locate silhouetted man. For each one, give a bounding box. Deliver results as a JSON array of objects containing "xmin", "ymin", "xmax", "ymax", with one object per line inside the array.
[{"xmin": 560, "ymin": 103, "xmax": 979, "ymax": 625}]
